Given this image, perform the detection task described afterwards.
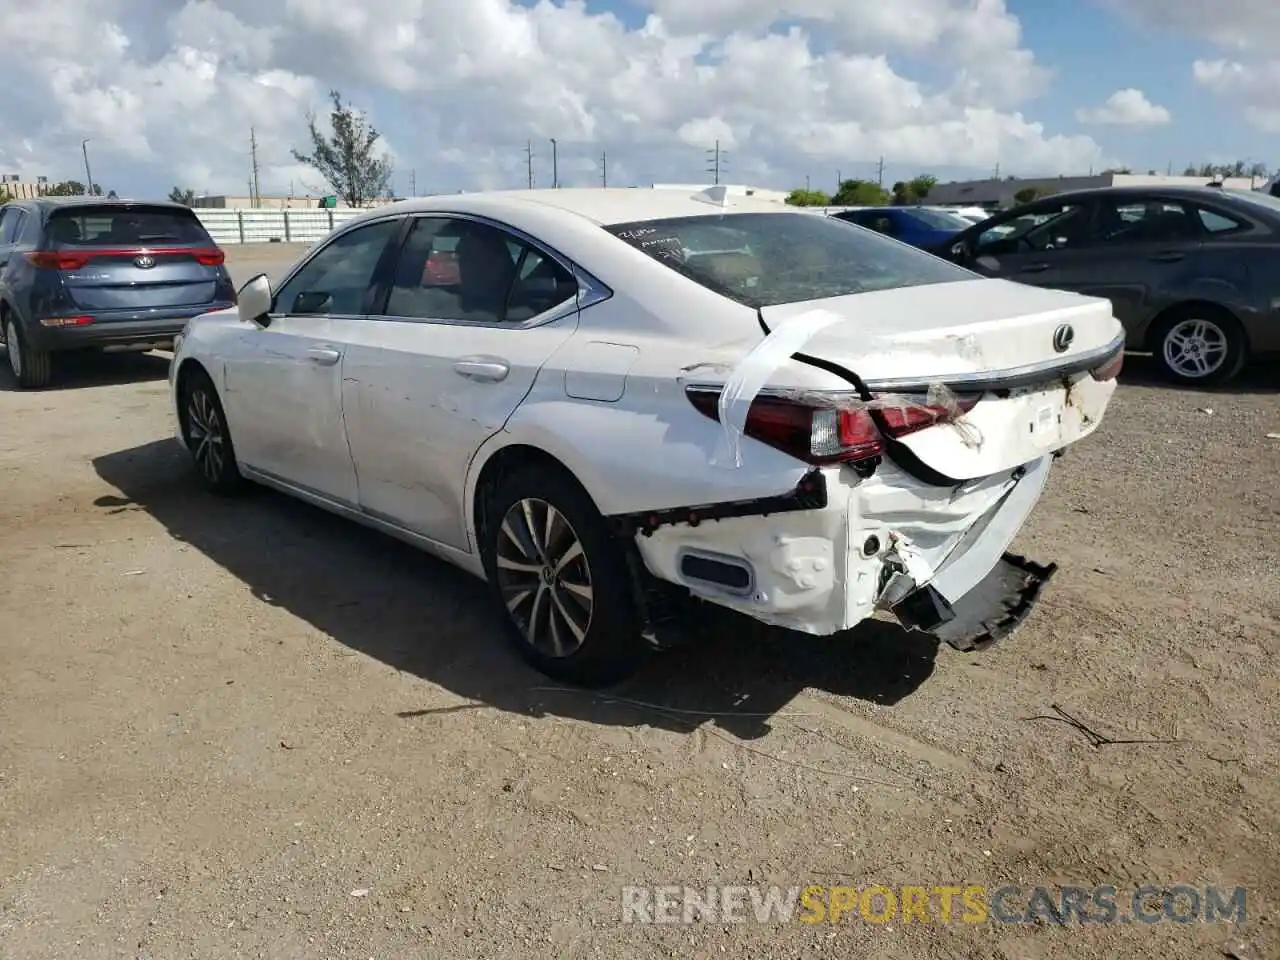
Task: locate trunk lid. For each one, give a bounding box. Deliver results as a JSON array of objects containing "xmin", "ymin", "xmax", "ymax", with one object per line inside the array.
[
  {"xmin": 762, "ymin": 278, "xmax": 1123, "ymax": 480},
  {"xmin": 43, "ymin": 204, "xmax": 226, "ymax": 312}
]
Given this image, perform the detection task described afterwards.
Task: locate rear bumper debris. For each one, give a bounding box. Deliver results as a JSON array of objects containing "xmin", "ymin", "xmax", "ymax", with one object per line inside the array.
[{"xmin": 891, "ymin": 552, "xmax": 1058, "ymax": 651}]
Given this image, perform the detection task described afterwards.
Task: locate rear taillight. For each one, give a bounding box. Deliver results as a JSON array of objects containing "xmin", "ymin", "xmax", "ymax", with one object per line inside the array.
[
  {"xmin": 876, "ymin": 394, "xmax": 980, "ymax": 438},
  {"xmin": 38, "ymin": 316, "xmax": 94, "ymax": 327},
  {"xmin": 26, "ymin": 251, "xmax": 91, "ymax": 270},
  {"xmin": 686, "ymin": 387, "xmax": 980, "ymax": 465},
  {"xmin": 24, "ymin": 246, "xmax": 225, "ymax": 269},
  {"xmin": 1089, "ymin": 348, "xmax": 1124, "ymax": 381}
]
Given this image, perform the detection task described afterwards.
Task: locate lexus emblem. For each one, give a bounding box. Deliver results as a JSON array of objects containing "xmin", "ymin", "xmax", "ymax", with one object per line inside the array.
[
  {"xmin": 1052, "ymin": 323, "xmax": 1074, "ymax": 353},
  {"xmin": 133, "ymin": 254, "xmax": 156, "ymax": 269}
]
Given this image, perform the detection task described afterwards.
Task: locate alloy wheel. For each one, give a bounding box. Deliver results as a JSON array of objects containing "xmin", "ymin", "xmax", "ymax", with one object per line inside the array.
[
  {"xmin": 5, "ymin": 322, "xmax": 20, "ymax": 379},
  {"xmin": 186, "ymin": 387, "xmax": 226, "ymax": 483},
  {"xmin": 494, "ymin": 497, "xmax": 594, "ymax": 658},
  {"xmin": 1162, "ymin": 318, "xmax": 1228, "ymax": 379}
]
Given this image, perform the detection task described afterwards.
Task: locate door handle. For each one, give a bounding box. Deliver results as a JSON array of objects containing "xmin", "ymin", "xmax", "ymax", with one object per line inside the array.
[
  {"xmin": 453, "ymin": 356, "xmax": 510, "ymax": 382},
  {"xmin": 1020, "ymin": 262, "xmax": 1050, "ymax": 273},
  {"xmin": 307, "ymin": 347, "xmax": 341, "ymax": 366},
  {"xmin": 1150, "ymin": 251, "xmax": 1184, "ymax": 263}
]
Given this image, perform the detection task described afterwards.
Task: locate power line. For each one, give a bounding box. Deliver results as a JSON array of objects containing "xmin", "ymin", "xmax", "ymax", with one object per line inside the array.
[
  {"xmin": 249, "ymin": 127, "xmax": 261, "ymax": 208},
  {"xmin": 706, "ymin": 140, "xmax": 727, "ymax": 185}
]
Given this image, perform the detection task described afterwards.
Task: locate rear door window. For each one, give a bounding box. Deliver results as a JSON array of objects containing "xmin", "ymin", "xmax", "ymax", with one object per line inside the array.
[
  {"xmin": 46, "ymin": 205, "xmax": 212, "ymax": 247},
  {"xmin": 0, "ymin": 208, "xmax": 23, "ymax": 245},
  {"xmin": 1091, "ymin": 199, "xmax": 1201, "ymax": 245},
  {"xmin": 383, "ymin": 217, "xmax": 577, "ymax": 323}
]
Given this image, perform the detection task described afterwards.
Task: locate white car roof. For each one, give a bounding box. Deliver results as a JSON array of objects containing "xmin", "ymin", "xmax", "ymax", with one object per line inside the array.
[{"xmin": 352, "ymin": 187, "xmax": 792, "ymax": 228}]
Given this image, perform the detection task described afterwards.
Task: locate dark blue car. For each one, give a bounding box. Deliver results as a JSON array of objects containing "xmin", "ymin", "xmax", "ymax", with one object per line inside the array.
[
  {"xmin": 831, "ymin": 206, "xmax": 970, "ymax": 249},
  {"xmin": 0, "ymin": 197, "xmax": 236, "ymax": 388}
]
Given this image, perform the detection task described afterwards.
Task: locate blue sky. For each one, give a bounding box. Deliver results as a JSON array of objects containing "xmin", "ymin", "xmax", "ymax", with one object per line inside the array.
[{"xmin": 3, "ymin": 0, "xmax": 1276, "ymax": 196}]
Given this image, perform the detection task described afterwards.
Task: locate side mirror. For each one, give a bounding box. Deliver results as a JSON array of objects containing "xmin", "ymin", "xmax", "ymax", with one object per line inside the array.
[
  {"xmin": 237, "ymin": 274, "xmax": 272, "ymax": 327},
  {"xmin": 292, "ymin": 291, "xmax": 333, "ymax": 315}
]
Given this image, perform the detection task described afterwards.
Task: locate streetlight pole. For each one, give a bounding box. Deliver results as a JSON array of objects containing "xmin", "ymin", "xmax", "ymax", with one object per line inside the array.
[
  {"xmin": 81, "ymin": 139, "xmax": 95, "ymax": 196},
  {"xmin": 550, "ymin": 138, "xmax": 558, "ymax": 188}
]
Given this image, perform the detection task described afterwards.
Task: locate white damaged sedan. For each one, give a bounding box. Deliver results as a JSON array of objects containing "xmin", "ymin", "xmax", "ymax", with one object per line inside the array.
[{"xmin": 170, "ymin": 186, "xmax": 1123, "ymax": 685}]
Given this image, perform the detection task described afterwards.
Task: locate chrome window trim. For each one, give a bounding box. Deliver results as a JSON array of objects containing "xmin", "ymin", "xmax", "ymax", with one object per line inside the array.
[{"xmin": 270, "ymin": 210, "xmax": 613, "ymax": 331}]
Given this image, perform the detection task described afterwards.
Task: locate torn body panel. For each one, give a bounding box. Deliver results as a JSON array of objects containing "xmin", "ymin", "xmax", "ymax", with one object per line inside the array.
[{"xmin": 625, "ymin": 454, "xmax": 1054, "ymax": 638}]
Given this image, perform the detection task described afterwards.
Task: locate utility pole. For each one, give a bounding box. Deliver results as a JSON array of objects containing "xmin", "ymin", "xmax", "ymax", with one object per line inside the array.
[
  {"xmin": 524, "ymin": 141, "xmax": 535, "ymax": 189},
  {"xmin": 805, "ymin": 174, "xmax": 810, "ymax": 191},
  {"xmin": 81, "ymin": 139, "xmax": 94, "ymax": 196},
  {"xmin": 875, "ymin": 156, "xmax": 884, "ymax": 187},
  {"xmin": 550, "ymin": 138, "xmax": 559, "ymax": 188},
  {"xmin": 409, "ymin": 169, "xmax": 416, "ymax": 196},
  {"xmin": 249, "ymin": 127, "xmax": 261, "ymax": 207},
  {"xmin": 706, "ymin": 140, "xmax": 726, "ymax": 185},
  {"xmin": 836, "ymin": 169, "xmax": 841, "ymax": 192},
  {"xmin": 601, "ymin": 150, "xmax": 607, "ymax": 187}
]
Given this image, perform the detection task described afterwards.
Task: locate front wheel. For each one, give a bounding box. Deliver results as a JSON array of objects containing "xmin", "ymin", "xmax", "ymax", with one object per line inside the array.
[
  {"xmin": 1151, "ymin": 309, "xmax": 1247, "ymax": 386},
  {"xmin": 179, "ymin": 367, "xmax": 245, "ymax": 495},
  {"xmin": 481, "ymin": 466, "xmax": 651, "ymax": 687}
]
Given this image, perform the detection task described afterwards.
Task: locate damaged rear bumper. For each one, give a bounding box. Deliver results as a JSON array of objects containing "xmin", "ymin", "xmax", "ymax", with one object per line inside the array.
[
  {"xmin": 618, "ymin": 453, "xmax": 1058, "ymax": 648},
  {"xmin": 890, "ymin": 552, "xmax": 1057, "ymax": 651}
]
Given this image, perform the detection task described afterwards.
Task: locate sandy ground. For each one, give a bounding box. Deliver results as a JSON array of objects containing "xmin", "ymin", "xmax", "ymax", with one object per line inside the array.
[{"xmin": 1, "ymin": 244, "xmax": 1278, "ymax": 959}]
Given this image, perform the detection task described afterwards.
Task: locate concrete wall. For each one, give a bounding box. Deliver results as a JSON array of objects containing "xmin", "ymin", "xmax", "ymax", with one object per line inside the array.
[{"xmin": 194, "ymin": 208, "xmax": 364, "ymax": 245}]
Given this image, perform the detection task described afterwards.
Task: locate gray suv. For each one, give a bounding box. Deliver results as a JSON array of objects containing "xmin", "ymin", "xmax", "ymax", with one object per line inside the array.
[{"xmin": 0, "ymin": 197, "xmax": 235, "ymax": 388}]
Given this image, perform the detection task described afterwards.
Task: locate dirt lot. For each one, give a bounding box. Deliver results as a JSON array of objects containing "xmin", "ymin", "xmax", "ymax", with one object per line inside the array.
[{"xmin": 1, "ymin": 244, "xmax": 1278, "ymax": 959}]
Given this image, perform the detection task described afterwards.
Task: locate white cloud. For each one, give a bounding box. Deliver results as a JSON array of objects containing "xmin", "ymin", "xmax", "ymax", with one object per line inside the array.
[
  {"xmin": 1099, "ymin": 0, "xmax": 1280, "ymax": 132},
  {"xmin": 1075, "ymin": 88, "xmax": 1172, "ymax": 126},
  {"xmin": 0, "ymin": 0, "xmax": 1106, "ymax": 197}
]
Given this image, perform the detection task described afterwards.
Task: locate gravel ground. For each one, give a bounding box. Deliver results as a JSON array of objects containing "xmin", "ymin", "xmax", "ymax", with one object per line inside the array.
[{"xmin": 1, "ymin": 245, "xmax": 1277, "ymax": 959}]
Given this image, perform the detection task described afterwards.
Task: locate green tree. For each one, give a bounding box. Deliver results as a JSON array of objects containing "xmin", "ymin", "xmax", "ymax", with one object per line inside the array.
[
  {"xmin": 292, "ymin": 89, "xmax": 394, "ymax": 207},
  {"xmin": 1013, "ymin": 187, "xmax": 1044, "ymax": 205},
  {"xmin": 169, "ymin": 187, "xmax": 196, "ymax": 206},
  {"xmin": 0, "ymin": 189, "xmax": 12, "ymax": 205},
  {"xmin": 907, "ymin": 174, "xmax": 937, "ymax": 201},
  {"xmin": 44, "ymin": 180, "xmax": 106, "ymax": 197},
  {"xmin": 785, "ymin": 188, "xmax": 832, "ymax": 206},
  {"xmin": 831, "ymin": 178, "xmax": 888, "ymax": 205}
]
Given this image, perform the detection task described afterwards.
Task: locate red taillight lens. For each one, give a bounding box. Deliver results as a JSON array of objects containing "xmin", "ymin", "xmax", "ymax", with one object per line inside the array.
[
  {"xmin": 1090, "ymin": 348, "xmax": 1124, "ymax": 381},
  {"xmin": 686, "ymin": 388, "xmax": 885, "ymax": 465},
  {"xmin": 876, "ymin": 394, "xmax": 981, "ymax": 438},
  {"xmin": 687, "ymin": 387, "xmax": 983, "ymax": 463},
  {"xmin": 26, "ymin": 251, "xmax": 91, "ymax": 270},
  {"xmin": 24, "ymin": 247, "xmax": 225, "ymax": 269}
]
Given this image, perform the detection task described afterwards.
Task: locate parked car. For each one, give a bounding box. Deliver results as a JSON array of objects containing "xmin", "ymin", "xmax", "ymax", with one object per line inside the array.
[
  {"xmin": 930, "ymin": 185, "xmax": 1280, "ymax": 384},
  {"xmin": 830, "ymin": 206, "xmax": 972, "ymax": 248},
  {"xmin": 946, "ymin": 206, "xmax": 995, "ymax": 225},
  {"xmin": 170, "ymin": 187, "xmax": 1122, "ymax": 686},
  {"xmin": 0, "ymin": 197, "xmax": 235, "ymax": 388}
]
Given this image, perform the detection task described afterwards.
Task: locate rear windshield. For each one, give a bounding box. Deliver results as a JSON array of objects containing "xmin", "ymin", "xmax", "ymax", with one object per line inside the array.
[
  {"xmin": 46, "ymin": 205, "xmax": 211, "ymax": 247},
  {"xmin": 605, "ymin": 212, "xmax": 974, "ymax": 307}
]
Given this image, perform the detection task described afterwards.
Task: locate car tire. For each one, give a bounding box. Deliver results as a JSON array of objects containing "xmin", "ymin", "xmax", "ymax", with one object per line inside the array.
[
  {"xmin": 179, "ymin": 366, "xmax": 245, "ymax": 495},
  {"xmin": 1150, "ymin": 306, "xmax": 1247, "ymax": 387},
  {"xmin": 481, "ymin": 465, "xmax": 651, "ymax": 687},
  {"xmin": 4, "ymin": 317, "xmax": 53, "ymax": 389}
]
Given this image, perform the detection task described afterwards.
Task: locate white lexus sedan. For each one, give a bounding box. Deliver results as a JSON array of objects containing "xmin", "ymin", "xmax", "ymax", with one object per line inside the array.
[{"xmin": 169, "ymin": 186, "xmax": 1123, "ymax": 686}]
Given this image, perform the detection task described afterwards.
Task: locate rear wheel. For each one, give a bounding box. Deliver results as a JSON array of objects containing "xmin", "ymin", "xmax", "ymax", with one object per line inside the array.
[
  {"xmin": 179, "ymin": 367, "xmax": 245, "ymax": 495},
  {"xmin": 481, "ymin": 466, "xmax": 650, "ymax": 687},
  {"xmin": 4, "ymin": 317, "xmax": 52, "ymax": 389},
  {"xmin": 1151, "ymin": 306, "xmax": 1246, "ymax": 386}
]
